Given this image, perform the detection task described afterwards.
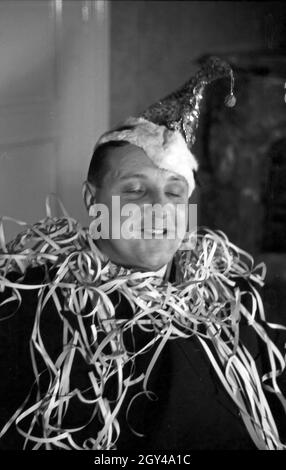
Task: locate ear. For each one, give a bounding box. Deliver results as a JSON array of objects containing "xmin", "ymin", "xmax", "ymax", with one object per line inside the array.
[{"xmin": 82, "ymin": 180, "xmax": 96, "ymax": 214}]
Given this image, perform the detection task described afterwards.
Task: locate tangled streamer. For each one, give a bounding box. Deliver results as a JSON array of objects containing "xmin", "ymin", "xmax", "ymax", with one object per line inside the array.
[{"xmin": 0, "ymin": 203, "xmax": 286, "ymax": 450}]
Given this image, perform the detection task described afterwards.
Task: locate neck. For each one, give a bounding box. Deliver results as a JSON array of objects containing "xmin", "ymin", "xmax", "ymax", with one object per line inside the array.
[
  {"xmin": 94, "ymin": 239, "xmax": 169, "ymax": 274},
  {"xmin": 94, "ymin": 242, "xmax": 169, "ymax": 281}
]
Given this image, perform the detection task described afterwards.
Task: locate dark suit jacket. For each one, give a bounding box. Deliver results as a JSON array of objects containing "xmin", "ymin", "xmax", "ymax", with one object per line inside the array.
[{"xmin": 0, "ymin": 266, "xmax": 284, "ymax": 450}]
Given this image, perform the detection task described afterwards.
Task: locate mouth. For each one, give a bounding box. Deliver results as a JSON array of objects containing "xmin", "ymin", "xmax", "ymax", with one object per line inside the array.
[{"xmin": 142, "ymin": 228, "xmax": 173, "ymax": 238}]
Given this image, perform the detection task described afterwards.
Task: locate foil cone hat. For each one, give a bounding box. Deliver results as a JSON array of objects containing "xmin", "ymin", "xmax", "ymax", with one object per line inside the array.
[
  {"xmin": 90, "ymin": 56, "xmax": 236, "ymax": 197},
  {"xmin": 141, "ymin": 55, "xmax": 236, "ymax": 148}
]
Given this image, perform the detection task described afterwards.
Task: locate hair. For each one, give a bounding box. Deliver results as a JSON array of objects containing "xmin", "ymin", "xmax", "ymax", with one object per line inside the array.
[{"xmin": 87, "ymin": 140, "xmax": 130, "ymax": 188}]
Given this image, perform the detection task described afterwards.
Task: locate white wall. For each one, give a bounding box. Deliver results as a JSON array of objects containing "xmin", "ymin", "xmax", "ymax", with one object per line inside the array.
[
  {"xmin": 56, "ymin": 0, "xmax": 110, "ymax": 227},
  {"xmin": 0, "ymin": 0, "xmax": 110, "ymax": 241}
]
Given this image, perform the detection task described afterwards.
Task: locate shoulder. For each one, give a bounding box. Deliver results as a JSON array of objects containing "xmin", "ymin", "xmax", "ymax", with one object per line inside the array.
[{"xmin": 174, "ymin": 228, "xmax": 269, "ymax": 356}]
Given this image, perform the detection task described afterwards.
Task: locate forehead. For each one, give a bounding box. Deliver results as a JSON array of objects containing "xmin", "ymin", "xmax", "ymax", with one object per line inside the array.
[
  {"xmin": 105, "ymin": 143, "xmax": 187, "ymax": 183},
  {"xmin": 105, "ymin": 143, "xmax": 156, "ymax": 173}
]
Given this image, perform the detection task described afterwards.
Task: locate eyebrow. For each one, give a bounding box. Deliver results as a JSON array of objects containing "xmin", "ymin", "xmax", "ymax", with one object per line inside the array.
[
  {"xmin": 119, "ymin": 173, "xmax": 148, "ymax": 180},
  {"xmin": 167, "ymin": 175, "xmax": 186, "ymax": 183},
  {"xmin": 119, "ymin": 173, "xmax": 186, "ymax": 183}
]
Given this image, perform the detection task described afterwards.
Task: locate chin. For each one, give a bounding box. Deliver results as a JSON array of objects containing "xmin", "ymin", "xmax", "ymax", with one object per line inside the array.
[
  {"xmin": 132, "ymin": 243, "xmax": 177, "ymax": 271},
  {"xmin": 137, "ymin": 258, "xmax": 167, "ymax": 272},
  {"xmin": 135, "ymin": 240, "xmax": 181, "ymax": 271},
  {"xmin": 102, "ymin": 238, "xmax": 180, "ymax": 272}
]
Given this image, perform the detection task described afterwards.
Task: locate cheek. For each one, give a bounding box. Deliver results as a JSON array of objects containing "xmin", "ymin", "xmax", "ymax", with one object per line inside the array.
[{"xmin": 177, "ymin": 204, "xmax": 189, "ymax": 228}]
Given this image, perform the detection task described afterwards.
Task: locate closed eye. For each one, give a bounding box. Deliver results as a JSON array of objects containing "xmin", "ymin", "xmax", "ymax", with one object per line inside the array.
[
  {"xmin": 121, "ymin": 184, "xmax": 146, "ymax": 198},
  {"xmin": 166, "ymin": 191, "xmax": 182, "ymax": 198},
  {"xmin": 123, "ymin": 188, "xmax": 144, "ymax": 194}
]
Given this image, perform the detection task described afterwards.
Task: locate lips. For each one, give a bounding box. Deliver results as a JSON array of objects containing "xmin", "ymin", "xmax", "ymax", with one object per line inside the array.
[
  {"xmin": 143, "ymin": 228, "xmax": 166, "ymax": 235},
  {"xmin": 141, "ymin": 227, "xmax": 176, "ymax": 238}
]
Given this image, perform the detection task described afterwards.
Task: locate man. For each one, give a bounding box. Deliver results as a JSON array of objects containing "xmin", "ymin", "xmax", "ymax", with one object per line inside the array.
[
  {"xmin": 84, "ymin": 142, "xmax": 193, "ymax": 272},
  {"xmin": 0, "ymin": 57, "xmax": 285, "ymax": 450}
]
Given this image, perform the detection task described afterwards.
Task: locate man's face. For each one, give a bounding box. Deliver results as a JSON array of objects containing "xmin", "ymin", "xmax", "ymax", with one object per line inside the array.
[{"xmin": 90, "ymin": 144, "xmax": 194, "ymax": 271}]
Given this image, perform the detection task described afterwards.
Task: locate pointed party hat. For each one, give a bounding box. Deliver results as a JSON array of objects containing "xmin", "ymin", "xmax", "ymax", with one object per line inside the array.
[
  {"xmin": 93, "ymin": 56, "xmax": 236, "ymax": 196},
  {"xmin": 141, "ymin": 55, "xmax": 236, "ymax": 148}
]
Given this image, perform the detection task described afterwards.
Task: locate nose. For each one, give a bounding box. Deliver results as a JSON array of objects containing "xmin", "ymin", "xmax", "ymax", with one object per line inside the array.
[
  {"xmin": 149, "ymin": 188, "xmax": 168, "ymax": 206},
  {"xmin": 146, "ymin": 190, "xmax": 171, "ymax": 227}
]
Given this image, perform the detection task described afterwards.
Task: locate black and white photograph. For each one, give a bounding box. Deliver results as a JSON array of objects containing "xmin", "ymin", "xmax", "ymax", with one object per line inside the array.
[{"xmin": 0, "ymin": 0, "xmax": 286, "ymax": 457}]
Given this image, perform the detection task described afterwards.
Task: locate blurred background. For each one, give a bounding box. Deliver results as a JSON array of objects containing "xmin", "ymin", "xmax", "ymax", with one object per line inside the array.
[{"xmin": 0, "ymin": 1, "xmax": 285, "ymax": 322}]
